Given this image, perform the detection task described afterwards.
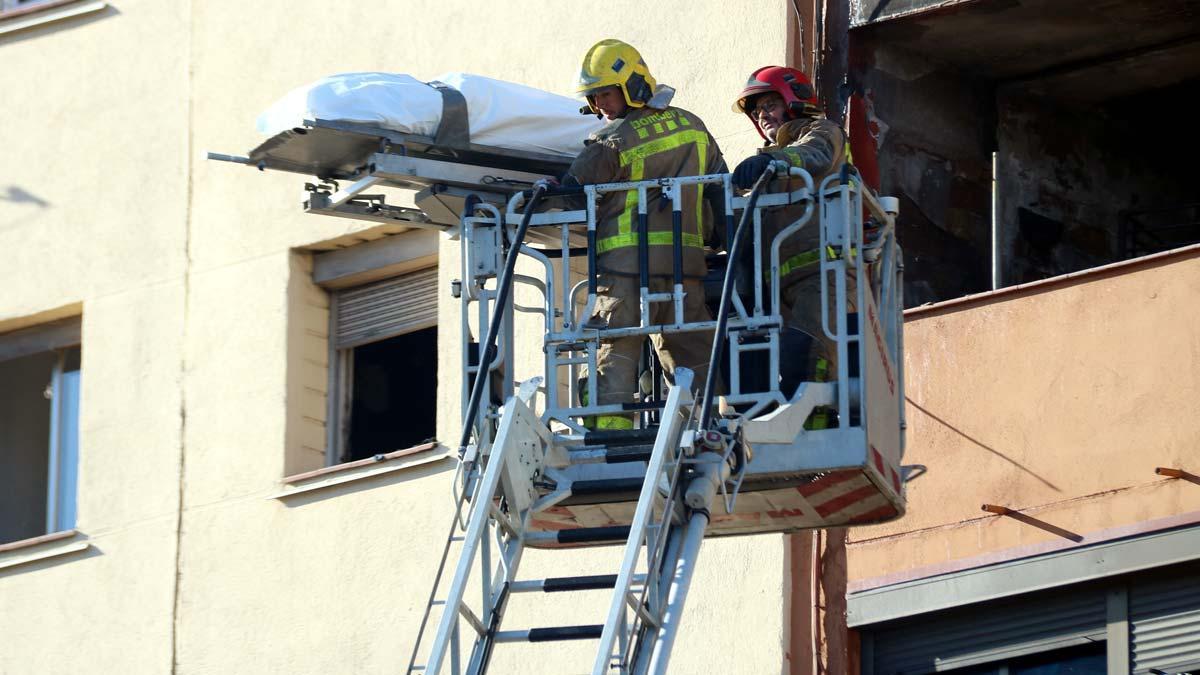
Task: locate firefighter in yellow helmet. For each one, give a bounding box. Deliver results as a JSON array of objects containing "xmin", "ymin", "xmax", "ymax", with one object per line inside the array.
[
  {"xmin": 731, "ymin": 66, "xmax": 855, "ymax": 421},
  {"xmin": 566, "ymin": 39, "xmax": 727, "ymax": 430}
]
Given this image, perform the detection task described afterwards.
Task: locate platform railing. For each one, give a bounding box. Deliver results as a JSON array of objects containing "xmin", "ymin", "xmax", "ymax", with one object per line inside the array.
[{"xmin": 458, "ymin": 164, "xmax": 900, "ymax": 440}]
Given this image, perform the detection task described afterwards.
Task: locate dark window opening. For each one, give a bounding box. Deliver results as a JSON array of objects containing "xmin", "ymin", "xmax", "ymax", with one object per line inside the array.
[
  {"xmin": 0, "ymin": 344, "xmax": 80, "ymax": 545},
  {"xmin": 344, "ymin": 327, "xmax": 437, "ymax": 463}
]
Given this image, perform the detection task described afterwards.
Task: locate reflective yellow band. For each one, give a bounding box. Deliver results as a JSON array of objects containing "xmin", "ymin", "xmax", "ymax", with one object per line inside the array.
[
  {"xmin": 616, "ymin": 157, "xmax": 645, "ymax": 237},
  {"xmin": 595, "ymin": 415, "xmax": 635, "ymax": 430},
  {"xmin": 778, "ymin": 147, "xmax": 806, "ymax": 168},
  {"xmin": 618, "ymin": 129, "xmax": 710, "ymax": 167},
  {"xmin": 608, "ymin": 127, "xmax": 711, "ymax": 252},
  {"xmin": 777, "ymin": 245, "xmax": 859, "ymax": 278},
  {"xmin": 596, "ymin": 231, "xmax": 705, "ymax": 255}
]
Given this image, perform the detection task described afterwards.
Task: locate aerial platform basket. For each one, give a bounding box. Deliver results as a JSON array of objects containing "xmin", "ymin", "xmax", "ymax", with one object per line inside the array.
[{"xmin": 211, "ymin": 116, "xmax": 908, "ymax": 541}]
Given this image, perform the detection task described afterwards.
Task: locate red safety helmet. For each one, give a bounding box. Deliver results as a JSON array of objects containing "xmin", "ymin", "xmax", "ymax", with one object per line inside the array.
[{"xmin": 734, "ymin": 66, "xmax": 821, "ymax": 140}]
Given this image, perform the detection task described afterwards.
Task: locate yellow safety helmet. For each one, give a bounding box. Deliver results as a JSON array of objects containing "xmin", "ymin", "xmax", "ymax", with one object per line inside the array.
[{"xmin": 576, "ymin": 39, "xmax": 657, "ymax": 113}]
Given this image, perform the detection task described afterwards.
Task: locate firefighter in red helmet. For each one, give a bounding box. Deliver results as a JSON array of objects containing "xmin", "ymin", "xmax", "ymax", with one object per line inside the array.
[{"xmin": 732, "ymin": 66, "xmax": 854, "ymax": 420}]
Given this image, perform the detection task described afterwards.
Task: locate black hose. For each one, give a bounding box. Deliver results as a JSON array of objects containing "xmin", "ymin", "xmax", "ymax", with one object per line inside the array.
[
  {"xmin": 457, "ymin": 185, "xmax": 548, "ymax": 462},
  {"xmin": 697, "ymin": 166, "xmax": 778, "ymax": 431}
]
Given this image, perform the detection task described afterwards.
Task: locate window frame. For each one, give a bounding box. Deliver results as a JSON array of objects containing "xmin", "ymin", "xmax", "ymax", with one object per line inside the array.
[
  {"xmin": 45, "ymin": 348, "xmax": 80, "ymax": 533},
  {"xmin": 0, "ymin": 316, "xmax": 82, "ymax": 544},
  {"xmin": 325, "ymin": 269, "xmax": 439, "ymax": 466},
  {"xmin": 1, "ymin": 0, "xmax": 77, "ymax": 18},
  {"xmin": 309, "ymin": 230, "xmax": 441, "ymax": 468},
  {"xmin": 0, "ymin": 0, "xmax": 107, "ymax": 36}
]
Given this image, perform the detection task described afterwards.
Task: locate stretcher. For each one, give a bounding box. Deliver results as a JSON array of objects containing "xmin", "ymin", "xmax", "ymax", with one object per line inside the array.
[{"xmin": 211, "ymin": 72, "xmax": 596, "ymax": 233}]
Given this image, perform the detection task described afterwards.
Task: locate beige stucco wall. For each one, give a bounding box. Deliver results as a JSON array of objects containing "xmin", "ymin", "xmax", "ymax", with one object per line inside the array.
[
  {"xmin": 848, "ymin": 250, "xmax": 1200, "ymax": 584},
  {"xmin": 2, "ymin": 1, "xmax": 796, "ymax": 673}
]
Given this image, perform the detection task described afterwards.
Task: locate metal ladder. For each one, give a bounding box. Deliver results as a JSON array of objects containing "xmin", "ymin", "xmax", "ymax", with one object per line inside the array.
[{"xmin": 406, "ymin": 368, "xmax": 729, "ymax": 675}]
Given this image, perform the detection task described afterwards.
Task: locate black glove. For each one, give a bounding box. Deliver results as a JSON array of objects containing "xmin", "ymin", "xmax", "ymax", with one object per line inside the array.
[{"xmin": 732, "ymin": 154, "xmax": 775, "ymax": 190}]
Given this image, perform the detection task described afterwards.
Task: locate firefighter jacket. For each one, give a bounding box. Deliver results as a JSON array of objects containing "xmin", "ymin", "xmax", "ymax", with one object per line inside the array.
[
  {"xmin": 757, "ymin": 116, "xmax": 847, "ymax": 282},
  {"xmin": 566, "ymin": 93, "xmax": 727, "ymax": 278}
]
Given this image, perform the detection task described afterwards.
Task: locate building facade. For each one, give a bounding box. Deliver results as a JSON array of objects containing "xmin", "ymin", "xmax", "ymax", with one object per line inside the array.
[{"xmin": 2, "ymin": 1, "xmax": 1198, "ymax": 674}]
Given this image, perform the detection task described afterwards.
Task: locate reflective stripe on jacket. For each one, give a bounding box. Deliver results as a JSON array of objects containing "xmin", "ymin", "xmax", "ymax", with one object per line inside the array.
[{"xmin": 567, "ymin": 102, "xmax": 727, "ymax": 277}]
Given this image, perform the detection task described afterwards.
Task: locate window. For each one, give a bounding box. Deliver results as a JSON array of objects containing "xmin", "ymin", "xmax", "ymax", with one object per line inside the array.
[
  {"xmin": 327, "ymin": 268, "xmax": 439, "ymax": 465},
  {"xmin": 1, "ymin": 0, "xmax": 71, "ymax": 15},
  {"xmin": 954, "ymin": 643, "xmax": 1106, "ymax": 675},
  {"xmin": 0, "ymin": 317, "xmax": 81, "ymax": 545}
]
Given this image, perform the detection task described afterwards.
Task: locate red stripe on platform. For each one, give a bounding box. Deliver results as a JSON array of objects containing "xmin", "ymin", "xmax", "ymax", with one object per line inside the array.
[
  {"xmin": 815, "ymin": 484, "xmax": 881, "ymax": 518},
  {"xmin": 797, "ymin": 470, "xmax": 860, "ymax": 498},
  {"xmin": 846, "ymin": 503, "xmax": 899, "ymax": 524}
]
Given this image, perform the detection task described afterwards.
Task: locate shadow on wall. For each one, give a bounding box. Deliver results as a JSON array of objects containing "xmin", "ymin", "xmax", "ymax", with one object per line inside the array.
[
  {"xmin": 905, "ymin": 396, "xmax": 1062, "ymax": 492},
  {"xmin": 1, "ymin": 185, "xmax": 50, "ymax": 208},
  {"xmin": 0, "ymin": 185, "xmax": 52, "ymax": 233}
]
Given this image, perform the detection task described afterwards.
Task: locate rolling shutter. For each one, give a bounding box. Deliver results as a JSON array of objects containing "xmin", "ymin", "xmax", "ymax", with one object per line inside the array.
[
  {"xmin": 1131, "ymin": 570, "xmax": 1200, "ymax": 674},
  {"xmin": 333, "ymin": 267, "xmax": 438, "ymax": 349},
  {"xmin": 867, "ymin": 587, "xmax": 1106, "ymax": 674}
]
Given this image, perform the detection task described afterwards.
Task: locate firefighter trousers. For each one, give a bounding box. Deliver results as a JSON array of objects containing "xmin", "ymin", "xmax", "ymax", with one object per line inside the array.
[
  {"xmin": 588, "ymin": 275, "xmax": 712, "ymax": 411},
  {"xmin": 780, "ymin": 269, "xmax": 857, "ymax": 387}
]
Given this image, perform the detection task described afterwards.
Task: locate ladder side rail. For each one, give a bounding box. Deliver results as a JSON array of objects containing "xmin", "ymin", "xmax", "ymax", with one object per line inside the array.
[
  {"xmin": 668, "ymin": 183, "xmax": 685, "ymax": 325},
  {"xmin": 404, "ymin": 473, "xmax": 480, "ymax": 675},
  {"xmin": 592, "ymin": 369, "xmax": 695, "ymax": 675},
  {"xmin": 852, "ymin": 178, "xmax": 869, "ymax": 428},
  {"xmin": 561, "ymin": 222, "xmax": 573, "ymax": 332},
  {"xmin": 894, "ymin": 243, "xmax": 907, "ymax": 456},
  {"xmin": 637, "ymin": 511, "xmax": 710, "ymax": 675},
  {"xmin": 454, "ymin": 187, "xmax": 547, "ymax": 463},
  {"xmin": 817, "ymin": 169, "xmax": 860, "ymax": 427},
  {"xmin": 753, "ymin": 206, "xmax": 765, "ymax": 315},
  {"xmin": 454, "ymin": 206, "xmax": 507, "ymax": 525},
  {"xmin": 698, "ymin": 164, "xmax": 784, "ymax": 430},
  {"xmin": 465, "ymin": 526, "xmax": 527, "ymax": 675},
  {"xmin": 859, "ymin": 182, "xmax": 909, "ymax": 454},
  {"xmin": 625, "ymin": 505, "xmax": 688, "ymax": 672},
  {"xmin": 637, "ymin": 184, "xmax": 652, "ymax": 329},
  {"xmin": 514, "ymin": 245, "xmax": 557, "ymax": 412},
  {"xmin": 423, "ymin": 405, "xmax": 523, "ymax": 675},
  {"xmin": 407, "ymin": 414, "xmax": 519, "ymax": 675}
]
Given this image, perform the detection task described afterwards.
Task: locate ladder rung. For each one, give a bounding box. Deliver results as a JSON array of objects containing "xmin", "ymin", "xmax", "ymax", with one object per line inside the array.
[
  {"xmin": 511, "ymin": 574, "xmax": 644, "ymax": 594},
  {"xmin": 602, "ymin": 445, "xmax": 654, "ymax": 463},
  {"xmin": 571, "ymin": 477, "xmax": 644, "ymax": 496},
  {"xmin": 568, "ymin": 445, "xmax": 654, "ymax": 465},
  {"xmin": 493, "ymin": 625, "xmax": 605, "ymax": 643},
  {"xmin": 544, "ymin": 574, "xmax": 619, "ymax": 592},
  {"xmin": 582, "ymin": 427, "xmax": 660, "ymax": 447},
  {"xmin": 524, "ymin": 525, "xmax": 630, "ymax": 545}
]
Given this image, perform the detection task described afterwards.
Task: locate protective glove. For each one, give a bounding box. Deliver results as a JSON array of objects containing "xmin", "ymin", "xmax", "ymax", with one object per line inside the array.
[
  {"xmin": 862, "ymin": 218, "xmax": 884, "ymax": 262},
  {"xmin": 533, "ymin": 176, "xmax": 560, "ymax": 192},
  {"xmin": 732, "ymin": 154, "xmax": 775, "ymax": 190}
]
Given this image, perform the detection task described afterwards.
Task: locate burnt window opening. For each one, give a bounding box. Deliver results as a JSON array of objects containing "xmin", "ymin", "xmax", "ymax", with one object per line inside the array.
[
  {"xmin": 344, "ymin": 327, "xmax": 437, "ymax": 463},
  {"xmin": 850, "ymin": 0, "xmax": 1200, "ymax": 303},
  {"xmin": 327, "ymin": 266, "xmax": 439, "ymax": 466}
]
